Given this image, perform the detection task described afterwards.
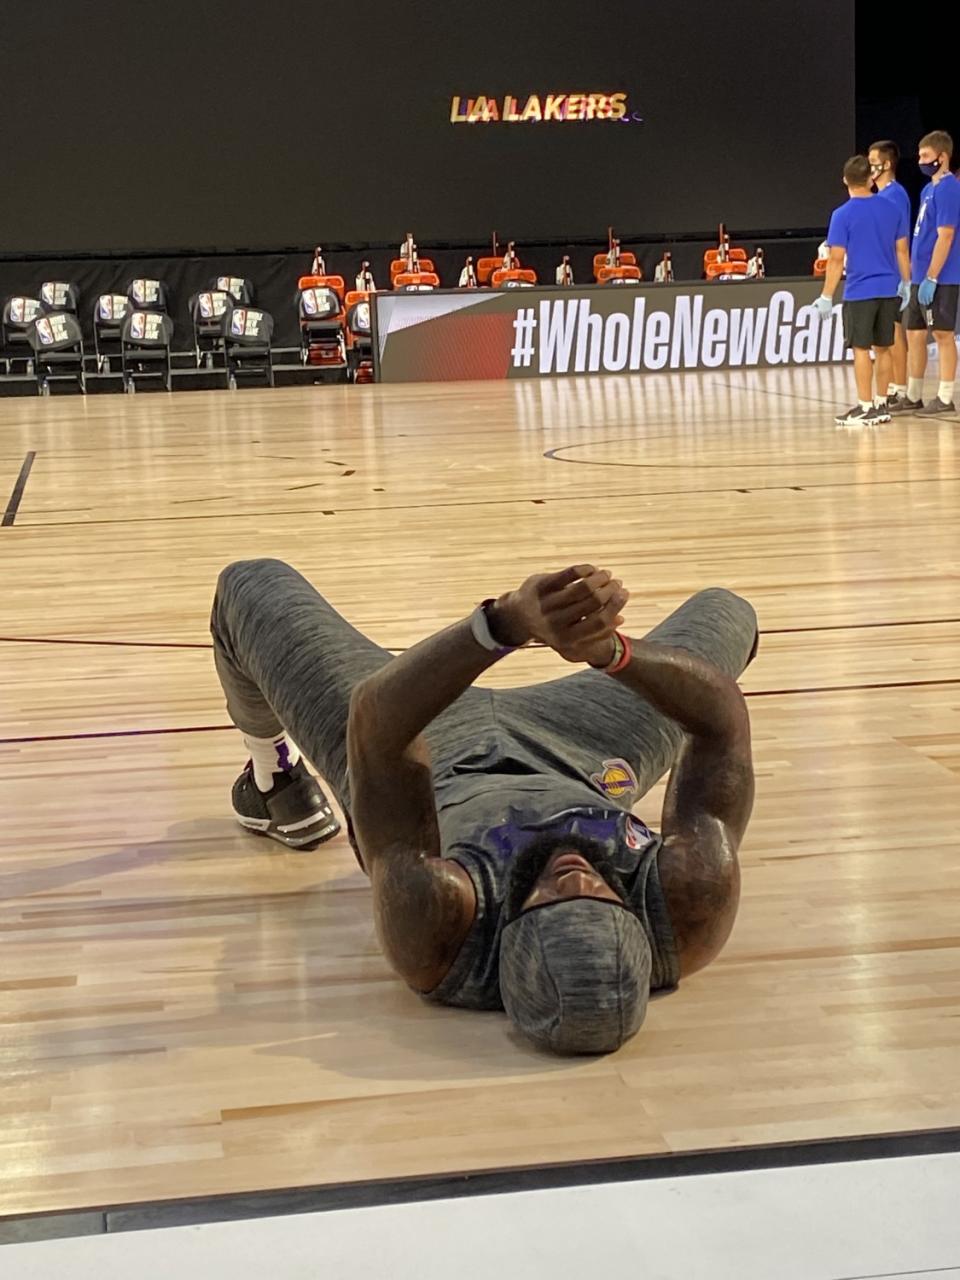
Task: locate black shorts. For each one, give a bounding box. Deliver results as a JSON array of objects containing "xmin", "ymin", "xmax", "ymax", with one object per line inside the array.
[
  {"xmin": 843, "ymin": 296, "xmax": 900, "ymax": 350},
  {"xmin": 903, "ymin": 282, "xmax": 960, "ymax": 332}
]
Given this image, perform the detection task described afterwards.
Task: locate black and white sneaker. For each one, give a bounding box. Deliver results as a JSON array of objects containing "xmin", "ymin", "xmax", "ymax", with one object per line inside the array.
[
  {"xmin": 232, "ymin": 760, "xmax": 341, "ymax": 850},
  {"xmin": 914, "ymin": 397, "xmax": 956, "ymax": 418},
  {"xmin": 835, "ymin": 404, "xmax": 888, "ymax": 426},
  {"xmin": 888, "ymin": 395, "xmax": 923, "ymax": 415}
]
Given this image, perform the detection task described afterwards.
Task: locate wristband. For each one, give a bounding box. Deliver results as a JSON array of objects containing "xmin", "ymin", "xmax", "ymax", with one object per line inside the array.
[
  {"xmin": 589, "ymin": 631, "xmax": 633, "ymax": 674},
  {"xmin": 469, "ymin": 599, "xmax": 520, "ymax": 655},
  {"xmin": 606, "ymin": 632, "xmax": 633, "ymax": 674}
]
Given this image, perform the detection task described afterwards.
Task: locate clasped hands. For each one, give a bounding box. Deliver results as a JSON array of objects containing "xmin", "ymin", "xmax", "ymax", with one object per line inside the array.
[{"xmin": 492, "ymin": 565, "xmax": 629, "ymax": 667}]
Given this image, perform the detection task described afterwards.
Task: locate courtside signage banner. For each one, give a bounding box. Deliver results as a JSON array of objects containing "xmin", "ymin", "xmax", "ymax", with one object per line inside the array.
[{"xmin": 373, "ymin": 280, "xmax": 851, "ymax": 383}]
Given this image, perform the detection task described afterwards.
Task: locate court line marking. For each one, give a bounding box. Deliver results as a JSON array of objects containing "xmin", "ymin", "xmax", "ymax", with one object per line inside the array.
[
  {"xmin": 710, "ymin": 378, "xmax": 960, "ymax": 427},
  {"xmin": 744, "ymin": 677, "xmax": 960, "ymax": 697},
  {"xmin": 6, "ymin": 472, "xmax": 960, "ymax": 530},
  {"xmin": 543, "ymin": 441, "xmax": 858, "ymax": 469},
  {"xmin": 0, "ymin": 618, "xmax": 958, "ymax": 653},
  {"xmin": 709, "ymin": 378, "xmax": 843, "ymax": 407},
  {"xmin": 0, "ymin": 636, "xmax": 216, "ymax": 650},
  {"xmin": 3, "ymin": 678, "xmax": 958, "ymax": 747},
  {"xmin": 1, "ymin": 451, "xmax": 36, "ymax": 527},
  {"xmin": 763, "ymin": 618, "xmax": 960, "ymax": 634}
]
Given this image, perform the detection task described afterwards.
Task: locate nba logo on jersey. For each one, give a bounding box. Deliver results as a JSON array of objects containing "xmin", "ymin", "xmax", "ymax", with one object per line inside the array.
[
  {"xmin": 590, "ymin": 757, "xmax": 639, "ymax": 800},
  {"xmin": 624, "ymin": 815, "xmax": 652, "ymax": 849}
]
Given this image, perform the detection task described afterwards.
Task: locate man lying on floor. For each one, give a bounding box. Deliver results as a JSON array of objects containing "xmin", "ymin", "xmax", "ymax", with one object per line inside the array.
[{"xmin": 211, "ymin": 560, "xmax": 758, "ymax": 1055}]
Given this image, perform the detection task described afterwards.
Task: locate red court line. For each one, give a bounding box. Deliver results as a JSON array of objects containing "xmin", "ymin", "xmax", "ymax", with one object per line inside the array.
[
  {"xmin": 762, "ymin": 618, "xmax": 960, "ymax": 634},
  {"xmin": 744, "ymin": 677, "xmax": 960, "ymax": 697},
  {"xmin": 0, "ymin": 725, "xmax": 233, "ymax": 745},
  {"xmin": 3, "ymin": 678, "xmax": 958, "ymax": 747},
  {"xmin": 0, "ymin": 635, "xmax": 214, "ymax": 650},
  {"xmin": 1, "ymin": 619, "xmax": 958, "ymax": 654}
]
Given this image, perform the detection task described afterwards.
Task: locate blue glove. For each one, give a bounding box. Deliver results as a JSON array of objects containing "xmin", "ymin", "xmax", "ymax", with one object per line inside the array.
[
  {"xmin": 918, "ymin": 277, "xmax": 937, "ymax": 307},
  {"xmin": 897, "ymin": 280, "xmax": 911, "ymax": 311},
  {"xmin": 813, "ymin": 295, "xmax": 834, "ymax": 318}
]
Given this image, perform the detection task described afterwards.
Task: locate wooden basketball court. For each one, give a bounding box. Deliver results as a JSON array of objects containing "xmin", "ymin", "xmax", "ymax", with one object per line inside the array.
[{"xmin": 2, "ymin": 366, "xmax": 959, "ymax": 1220}]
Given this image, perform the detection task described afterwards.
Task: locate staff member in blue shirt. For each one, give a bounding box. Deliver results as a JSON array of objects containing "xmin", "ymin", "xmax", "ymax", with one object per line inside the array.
[
  {"xmin": 816, "ymin": 155, "xmax": 911, "ymax": 426},
  {"xmin": 868, "ymin": 140, "xmax": 912, "ymax": 408},
  {"xmin": 899, "ymin": 130, "xmax": 960, "ymax": 416}
]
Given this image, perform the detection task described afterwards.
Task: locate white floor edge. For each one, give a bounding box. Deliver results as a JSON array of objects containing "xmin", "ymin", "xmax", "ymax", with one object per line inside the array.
[{"xmin": 4, "ymin": 1151, "xmax": 960, "ymax": 1279}]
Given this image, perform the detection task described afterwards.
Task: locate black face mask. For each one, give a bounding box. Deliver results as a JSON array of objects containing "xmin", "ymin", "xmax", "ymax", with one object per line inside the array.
[{"xmin": 919, "ymin": 159, "xmax": 941, "ymax": 178}]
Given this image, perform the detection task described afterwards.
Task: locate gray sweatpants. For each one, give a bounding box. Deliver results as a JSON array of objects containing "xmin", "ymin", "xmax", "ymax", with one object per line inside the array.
[{"xmin": 211, "ymin": 560, "xmax": 758, "ymax": 816}]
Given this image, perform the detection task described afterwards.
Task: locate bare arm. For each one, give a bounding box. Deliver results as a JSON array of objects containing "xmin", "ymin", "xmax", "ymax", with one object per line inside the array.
[
  {"xmin": 896, "ymin": 236, "xmax": 911, "ymax": 283},
  {"xmin": 347, "ymin": 724, "xmax": 477, "ymax": 991},
  {"xmin": 927, "ymin": 226, "xmax": 956, "ymax": 281},
  {"xmin": 822, "ymin": 244, "xmax": 846, "ymax": 300},
  {"xmin": 347, "ymin": 616, "xmax": 509, "ymax": 990},
  {"xmin": 611, "ymin": 642, "xmax": 754, "ymax": 974},
  {"xmin": 350, "ymin": 616, "xmax": 505, "ymax": 760}
]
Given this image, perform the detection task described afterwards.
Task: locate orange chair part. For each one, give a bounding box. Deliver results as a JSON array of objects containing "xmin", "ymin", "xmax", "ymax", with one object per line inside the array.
[
  {"xmin": 490, "ymin": 268, "xmax": 538, "ymax": 287},
  {"xmin": 393, "ymin": 271, "xmax": 440, "ymax": 289},
  {"xmin": 705, "ymin": 261, "xmax": 748, "ymax": 279},
  {"xmin": 597, "ymin": 265, "xmax": 642, "ymax": 283},
  {"xmin": 592, "ymin": 251, "xmax": 637, "ymax": 280},
  {"xmin": 390, "ymin": 257, "xmax": 434, "ymax": 281},
  {"xmin": 703, "ymin": 247, "xmax": 748, "ymax": 270},
  {"xmin": 476, "ymin": 256, "xmax": 502, "ymax": 285}
]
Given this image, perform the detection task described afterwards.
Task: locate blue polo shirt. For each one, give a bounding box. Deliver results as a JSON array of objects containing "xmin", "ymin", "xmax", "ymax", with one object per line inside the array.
[
  {"xmin": 911, "ymin": 173, "xmax": 960, "ymax": 284},
  {"xmin": 826, "ymin": 195, "xmax": 907, "ymax": 301}
]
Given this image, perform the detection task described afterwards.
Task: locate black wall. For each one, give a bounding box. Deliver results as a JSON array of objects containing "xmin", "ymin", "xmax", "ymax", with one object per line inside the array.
[
  {"xmin": 855, "ymin": 1, "xmax": 960, "ymax": 209},
  {"xmin": 0, "ymin": 0, "xmax": 853, "ymax": 256}
]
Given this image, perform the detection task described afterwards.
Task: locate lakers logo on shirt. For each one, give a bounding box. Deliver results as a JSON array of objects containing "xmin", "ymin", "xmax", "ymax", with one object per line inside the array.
[{"xmin": 590, "ymin": 757, "xmax": 639, "ymax": 800}]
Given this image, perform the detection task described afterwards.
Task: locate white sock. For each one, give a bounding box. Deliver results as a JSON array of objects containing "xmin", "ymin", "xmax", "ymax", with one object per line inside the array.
[
  {"xmin": 889, "ymin": 383, "xmax": 906, "ymax": 396},
  {"xmin": 874, "ymin": 394, "xmax": 888, "ymax": 407},
  {"xmin": 859, "ymin": 399, "xmax": 872, "ymax": 411},
  {"xmin": 243, "ymin": 733, "xmax": 301, "ymax": 792},
  {"xmin": 938, "ymin": 380, "xmax": 955, "ymax": 404},
  {"xmin": 907, "ymin": 377, "xmax": 924, "ymax": 402}
]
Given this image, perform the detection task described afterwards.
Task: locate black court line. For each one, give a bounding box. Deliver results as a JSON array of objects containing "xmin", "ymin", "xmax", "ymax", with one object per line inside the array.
[
  {"xmin": 711, "ymin": 378, "xmax": 960, "ymax": 429},
  {"xmin": 3, "ymin": 676, "xmax": 956, "ymax": 748},
  {"xmin": 709, "ymin": 378, "xmax": 844, "ymax": 407},
  {"xmin": 8, "ymin": 471, "xmax": 960, "ymax": 530},
  {"xmin": 1, "ymin": 451, "xmax": 36, "ymax": 527},
  {"xmin": 544, "ymin": 440, "xmax": 857, "ymax": 469},
  {"xmin": 1, "ymin": 1125, "xmax": 958, "ymax": 1241}
]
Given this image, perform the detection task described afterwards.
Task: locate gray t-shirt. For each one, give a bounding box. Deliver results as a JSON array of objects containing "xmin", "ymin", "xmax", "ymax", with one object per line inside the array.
[{"xmin": 423, "ymin": 770, "xmax": 679, "ymax": 1010}]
